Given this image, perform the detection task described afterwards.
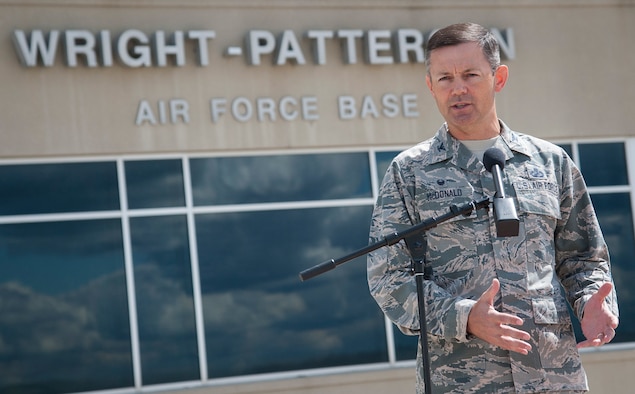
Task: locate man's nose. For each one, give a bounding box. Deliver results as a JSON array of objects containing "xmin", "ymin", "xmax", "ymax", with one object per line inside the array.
[{"xmin": 451, "ymin": 80, "xmax": 468, "ymax": 95}]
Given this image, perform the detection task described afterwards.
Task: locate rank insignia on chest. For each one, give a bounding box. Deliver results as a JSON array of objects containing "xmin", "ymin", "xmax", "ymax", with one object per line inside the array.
[{"xmin": 527, "ymin": 165, "xmax": 547, "ymax": 179}]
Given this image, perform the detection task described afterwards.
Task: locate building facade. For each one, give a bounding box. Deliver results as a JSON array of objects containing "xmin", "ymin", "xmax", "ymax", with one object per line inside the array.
[{"xmin": 1, "ymin": 1, "xmax": 634, "ymax": 393}]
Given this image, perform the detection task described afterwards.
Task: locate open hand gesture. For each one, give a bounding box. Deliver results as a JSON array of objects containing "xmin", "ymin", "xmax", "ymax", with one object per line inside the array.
[
  {"xmin": 466, "ymin": 278, "xmax": 533, "ymax": 355},
  {"xmin": 576, "ymin": 282, "xmax": 619, "ymax": 348}
]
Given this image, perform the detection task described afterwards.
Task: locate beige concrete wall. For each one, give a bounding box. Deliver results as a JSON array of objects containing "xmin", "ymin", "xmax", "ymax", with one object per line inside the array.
[
  {"xmin": 581, "ymin": 346, "xmax": 635, "ymax": 393},
  {"xmin": 1, "ymin": 0, "xmax": 634, "ymax": 158},
  {"xmin": 170, "ymin": 346, "xmax": 635, "ymax": 394}
]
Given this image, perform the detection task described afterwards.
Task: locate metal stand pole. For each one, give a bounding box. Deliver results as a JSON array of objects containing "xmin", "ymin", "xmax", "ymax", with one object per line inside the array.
[{"xmin": 404, "ymin": 232, "xmax": 433, "ymax": 394}]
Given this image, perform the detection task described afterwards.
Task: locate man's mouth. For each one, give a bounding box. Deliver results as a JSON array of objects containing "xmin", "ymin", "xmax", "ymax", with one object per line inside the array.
[{"xmin": 451, "ymin": 103, "xmax": 470, "ymax": 110}]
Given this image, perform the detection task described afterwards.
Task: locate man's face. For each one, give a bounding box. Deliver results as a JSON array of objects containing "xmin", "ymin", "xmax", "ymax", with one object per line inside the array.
[{"xmin": 425, "ymin": 41, "xmax": 507, "ymax": 140}]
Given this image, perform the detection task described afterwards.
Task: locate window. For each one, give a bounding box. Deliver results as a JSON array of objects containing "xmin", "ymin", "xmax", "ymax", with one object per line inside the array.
[
  {"xmin": 196, "ymin": 207, "xmax": 385, "ymax": 378},
  {"xmin": 0, "ymin": 219, "xmax": 132, "ymax": 393},
  {"xmin": 577, "ymin": 142, "xmax": 634, "ymax": 342},
  {"xmin": 0, "ymin": 162, "xmax": 119, "ymax": 215},
  {"xmin": 578, "ymin": 142, "xmax": 628, "ymax": 187},
  {"xmin": 130, "ymin": 215, "xmax": 199, "ymax": 385},
  {"xmin": 125, "ymin": 159, "xmax": 185, "ymax": 209},
  {"xmin": 0, "ymin": 143, "xmax": 633, "ymax": 394},
  {"xmin": 191, "ymin": 152, "xmax": 382, "ymax": 377},
  {"xmin": 190, "ymin": 152, "xmax": 372, "ymax": 205}
]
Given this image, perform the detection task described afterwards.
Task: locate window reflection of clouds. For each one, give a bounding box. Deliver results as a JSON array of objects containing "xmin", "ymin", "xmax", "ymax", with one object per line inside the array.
[
  {"xmin": 129, "ymin": 215, "xmax": 199, "ymax": 384},
  {"xmin": 196, "ymin": 207, "xmax": 372, "ymax": 291},
  {"xmin": 591, "ymin": 193, "xmax": 635, "ymax": 260},
  {"xmin": 579, "ymin": 143, "xmax": 628, "ymax": 187},
  {"xmin": 196, "ymin": 206, "xmax": 386, "ymax": 378},
  {"xmin": 125, "ymin": 160, "xmax": 185, "ymax": 209},
  {"xmin": 2, "ymin": 144, "xmax": 633, "ymax": 392},
  {"xmin": 135, "ymin": 266, "xmax": 195, "ymax": 334},
  {"xmin": 190, "ymin": 153, "xmax": 372, "ymax": 205},
  {"xmin": 133, "ymin": 265, "xmax": 199, "ymax": 383},
  {"xmin": 0, "ymin": 219, "xmax": 133, "ymax": 393},
  {"xmin": 0, "ymin": 220, "xmax": 125, "ymax": 294},
  {"xmin": 0, "ymin": 162, "xmax": 119, "ymax": 216},
  {"xmin": 590, "ymin": 193, "xmax": 635, "ymax": 342},
  {"xmin": 130, "ymin": 215, "xmax": 193, "ymax": 284}
]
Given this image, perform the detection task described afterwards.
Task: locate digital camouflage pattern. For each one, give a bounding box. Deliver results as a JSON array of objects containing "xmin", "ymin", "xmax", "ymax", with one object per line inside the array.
[{"xmin": 367, "ymin": 121, "xmax": 619, "ymax": 393}]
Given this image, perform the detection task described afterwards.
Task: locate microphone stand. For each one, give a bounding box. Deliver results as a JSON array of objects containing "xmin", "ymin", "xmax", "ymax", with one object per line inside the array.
[{"xmin": 299, "ymin": 196, "xmax": 491, "ymax": 394}]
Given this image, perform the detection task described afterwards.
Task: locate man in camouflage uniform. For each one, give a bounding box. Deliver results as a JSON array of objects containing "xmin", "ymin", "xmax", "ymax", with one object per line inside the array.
[{"xmin": 367, "ymin": 23, "xmax": 619, "ymax": 393}]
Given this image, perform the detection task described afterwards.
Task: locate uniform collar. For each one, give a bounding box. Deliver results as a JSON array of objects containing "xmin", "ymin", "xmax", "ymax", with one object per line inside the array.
[{"xmin": 428, "ymin": 120, "xmax": 531, "ymax": 170}]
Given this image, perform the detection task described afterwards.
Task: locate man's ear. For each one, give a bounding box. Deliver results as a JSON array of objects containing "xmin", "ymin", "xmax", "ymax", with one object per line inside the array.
[{"xmin": 494, "ymin": 65, "xmax": 509, "ymax": 92}]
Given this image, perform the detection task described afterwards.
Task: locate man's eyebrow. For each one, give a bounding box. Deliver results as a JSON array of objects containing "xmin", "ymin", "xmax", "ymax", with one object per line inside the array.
[
  {"xmin": 431, "ymin": 70, "xmax": 453, "ymax": 76},
  {"xmin": 432, "ymin": 67, "xmax": 481, "ymax": 76}
]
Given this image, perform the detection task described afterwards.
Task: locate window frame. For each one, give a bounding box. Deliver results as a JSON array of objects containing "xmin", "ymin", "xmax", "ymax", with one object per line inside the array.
[{"xmin": 0, "ymin": 139, "xmax": 634, "ymax": 394}]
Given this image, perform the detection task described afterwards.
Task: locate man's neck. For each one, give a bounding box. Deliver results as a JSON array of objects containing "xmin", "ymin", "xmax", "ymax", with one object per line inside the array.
[
  {"xmin": 446, "ymin": 118, "xmax": 501, "ymax": 141},
  {"xmin": 461, "ymin": 136, "xmax": 500, "ymax": 162}
]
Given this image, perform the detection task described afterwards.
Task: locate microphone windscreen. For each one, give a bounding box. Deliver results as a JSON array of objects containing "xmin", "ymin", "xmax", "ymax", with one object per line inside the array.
[{"xmin": 483, "ymin": 147, "xmax": 506, "ymax": 172}]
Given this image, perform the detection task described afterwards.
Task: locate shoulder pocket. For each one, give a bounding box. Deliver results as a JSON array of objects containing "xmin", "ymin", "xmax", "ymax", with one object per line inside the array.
[{"xmin": 513, "ymin": 173, "xmax": 561, "ymax": 220}]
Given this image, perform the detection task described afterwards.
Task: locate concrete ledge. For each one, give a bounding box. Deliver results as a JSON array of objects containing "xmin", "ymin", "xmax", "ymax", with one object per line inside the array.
[
  {"xmin": 581, "ymin": 344, "xmax": 635, "ymax": 393},
  {"xmin": 185, "ymin": 367, "xmax": 415, "ymax": 394},
  {"xmin": 171, "ymin": 345, "xmax": 635, "ymax": 394}
]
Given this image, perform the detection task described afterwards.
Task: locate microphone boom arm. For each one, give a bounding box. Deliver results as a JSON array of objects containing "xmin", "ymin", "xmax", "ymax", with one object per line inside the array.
[{"xmin": 298, "ymin": 196, "xmax": 490, "ymax": 281}]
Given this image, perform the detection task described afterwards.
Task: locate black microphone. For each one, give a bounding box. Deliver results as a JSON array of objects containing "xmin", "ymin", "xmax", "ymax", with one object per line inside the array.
[{"xmin": 483, "ymin": 147, "xmax": 519, "ymax": 237}]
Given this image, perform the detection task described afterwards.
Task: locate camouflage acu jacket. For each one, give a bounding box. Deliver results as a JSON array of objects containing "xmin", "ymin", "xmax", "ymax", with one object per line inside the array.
[{"xmin": 367, "ymin": 122, "xmax": 619, "ymax": 393}]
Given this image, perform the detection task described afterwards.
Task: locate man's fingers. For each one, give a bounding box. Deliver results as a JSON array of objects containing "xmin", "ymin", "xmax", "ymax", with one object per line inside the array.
[
  {"xmin": 501, "ymin": 323, "xmax": 531, "ymax": 341},
  {"xmin": 500, "ymin": 335, "xmax": 533, "ymax": 355},
  {"xmin": 496, "ymin": 324, "xmax": 532, "ymax": 354},
  {"xmin": 577, "ymin": 338, "xmax": 602, "ymax": 349},
  {"xmin": 469, "ymin": 278, "xmax": 533, "ymax": 355},
  {"xmin": 577, "ymin": 327, "xmax": 617, "ymax": 349},
  {"xmin": 481, "ymin": 278, "xmax": 500, "ymax": 305},
  {"xmin": 595, "ymin": 282, "xmax": 613, "ymax": 301},
  {"xmin": 580, "ymin": 282, "xmax": 619, "ymax": 347},
  {"xmin": 604, "ymin": 327, "xmax": 616, "ymax": 341},
  {"xmin": 496, "ymin": 310, "xmax": 525, "ymax": 329},
  {"xmin": 484, "ymin": 315, "xmax": 532, "ymax": 354}
]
